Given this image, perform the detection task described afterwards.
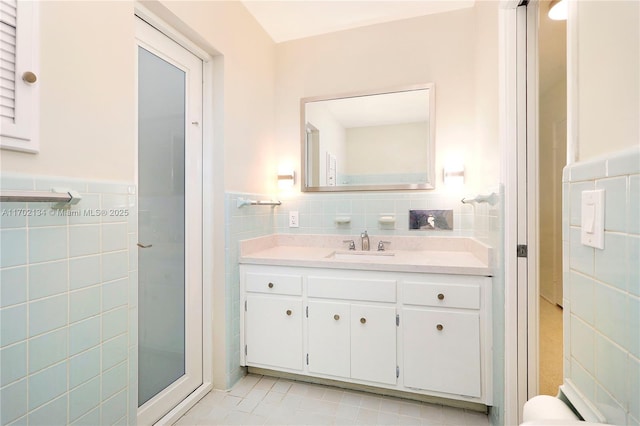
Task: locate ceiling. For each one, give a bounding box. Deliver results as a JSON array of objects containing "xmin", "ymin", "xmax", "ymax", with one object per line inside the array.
[
  {"xmin": 240, "ymin": 0, "xmax": 565, "ymax": 93},
  {"xmin": 241, "ymin": 0, "xmax": 475, "ymax": 43}
]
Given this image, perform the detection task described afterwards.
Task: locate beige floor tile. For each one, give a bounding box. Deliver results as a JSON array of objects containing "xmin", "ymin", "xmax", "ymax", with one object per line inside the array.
[
  {"xmin": 340, "ymin": 390, "xmax": 364, "ymax": 407},
  {"xmin": 322, "ymin": 388, "xmax": 344, "ymax": 403},
  {"xmin": 399, "ymin": 401, "xmax": 423, "ymax": 418},
  {"xmin": 360, "ymin": 394, "xmax": 382, "ymax": 410},
  {"xmin": 355, "ymin": 407, "xmax": 380, "ymax": 425},
  {"xmin": 397, "ymin": 414, "xmax": 423, "ymax": 425},
  {"xmin": 335, "ymin": 403, "xmax": 360, "ymax": 421},
  {"xmin": 272, "ymin": 380, "xmax": 292, "ymax": 394},
  {"xmin": 174, "ymin": 374, "xmax": 488, "ymax": 426}
]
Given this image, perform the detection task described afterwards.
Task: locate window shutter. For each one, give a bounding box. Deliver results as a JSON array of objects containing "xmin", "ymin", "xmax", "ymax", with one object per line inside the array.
[
  {"xmin": 0, "ymin": 0, "xmax": 18, "ymax": 122},
  {"xmin": 0, "ymin": 0, "xmax": 39, "ymax": 153}
]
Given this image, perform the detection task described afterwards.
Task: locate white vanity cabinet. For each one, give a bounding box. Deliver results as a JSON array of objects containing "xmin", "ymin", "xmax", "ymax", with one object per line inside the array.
[
  {"xmin": 400, "ymin": 275, "xmax": 490, "ymax": 399},
  {"xmin": 243, "ymin": 270, "xmax": 304, "ymax": 371},
  {"xmin": 307, "ymin": 275, "xmax": 397, "ymax": 385},
  {"xmin": 240, "ymin": 264, "xmax": 492, "ymax": 406}
]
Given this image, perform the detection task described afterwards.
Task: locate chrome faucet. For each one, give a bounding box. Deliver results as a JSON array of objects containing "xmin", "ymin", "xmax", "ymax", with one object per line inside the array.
[{"xmin": 361, "ymin": 230, "xmax": 370, "ymax": 251}]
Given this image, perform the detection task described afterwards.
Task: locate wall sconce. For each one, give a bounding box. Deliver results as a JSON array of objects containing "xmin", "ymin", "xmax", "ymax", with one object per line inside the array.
[
  {"xmin": 548, "ymin": 0, "xmax": 568, "ymax": 20},
  {"xmin": 277, "ymin": 170, "xmax": 295, "ymax": 190},
  {"xmin": 443, "ymin": 164, "xmax": 464, "ymax": 186}
]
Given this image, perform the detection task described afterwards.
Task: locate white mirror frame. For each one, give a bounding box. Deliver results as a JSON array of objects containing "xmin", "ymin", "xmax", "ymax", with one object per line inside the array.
[{"xmin": 300, "ymin": 83, "xmax": 436, "ymax": 192}]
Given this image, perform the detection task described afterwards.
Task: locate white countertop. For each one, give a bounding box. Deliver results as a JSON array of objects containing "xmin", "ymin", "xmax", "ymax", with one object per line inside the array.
[{"xmin": 239, "ymin": 234, "xmax": 493, "ymax": 276}]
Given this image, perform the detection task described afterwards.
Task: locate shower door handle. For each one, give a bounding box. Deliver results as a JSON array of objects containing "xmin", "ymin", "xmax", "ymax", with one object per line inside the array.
[{"xmin": 137, "ymin": 242, "xmax": 153, "ymax": 249}]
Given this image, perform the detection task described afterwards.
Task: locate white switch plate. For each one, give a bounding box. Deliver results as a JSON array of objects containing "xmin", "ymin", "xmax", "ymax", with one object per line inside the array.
[
  {"xmin": 581, "ymin": 189, "xmax": 605, "ymax": 249},
  {"xmin": 289, "ymin": 211, "xmax": 299, "ymax": 228}
]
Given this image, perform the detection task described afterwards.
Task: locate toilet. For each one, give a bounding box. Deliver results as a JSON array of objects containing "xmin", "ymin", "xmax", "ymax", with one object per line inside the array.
[{"xmin": 521, "ymin": 383, "xmax": 610, "ymax": 425}]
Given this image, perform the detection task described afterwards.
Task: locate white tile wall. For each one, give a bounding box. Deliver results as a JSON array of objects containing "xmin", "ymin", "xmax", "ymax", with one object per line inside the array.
[
  {"xmin": 0, "ymin": 174, "xmax": 137, "ymax": 425},
  {"xmin": 563, "ymin": 147, "xmax": 640, "ymax": 424}
]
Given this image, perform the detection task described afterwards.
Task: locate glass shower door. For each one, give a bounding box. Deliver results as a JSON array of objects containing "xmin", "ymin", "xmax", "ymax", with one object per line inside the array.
[{"xmin": 136, "ymin": 17, "xmax": 203, "ymax": 424}]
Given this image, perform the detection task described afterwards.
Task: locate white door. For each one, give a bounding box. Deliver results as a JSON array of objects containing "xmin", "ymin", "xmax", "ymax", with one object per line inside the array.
[
  {"xmin": 350, "ymin": 304, "xmax": 397, "ymax": 385},
  {"xmin": 307, "ymin": 300, "xmax": 351, "ymax": 378},
  {"xmin": 136, "ymin": 17, "xmax": 203, "ymax": 425}
]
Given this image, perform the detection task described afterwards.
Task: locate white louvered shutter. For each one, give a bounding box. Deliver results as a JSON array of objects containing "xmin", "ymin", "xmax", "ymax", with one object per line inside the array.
[
  {"xmin": 0, "ymin": 0, "xmax": 39, "ymax": 153},
  {"xmin": 0, "ymin": 0, "xmax": 17, "ymax": 122}
]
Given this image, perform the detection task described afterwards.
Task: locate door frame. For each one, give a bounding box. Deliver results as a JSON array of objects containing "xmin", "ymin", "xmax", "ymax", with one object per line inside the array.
[
  {"xmin": 500, "ymin": 0, "xmax": 541, "ymax": 423},
  {"xmin": 134, "ymin": 4, "xmax": 215, "ymax": 424}
]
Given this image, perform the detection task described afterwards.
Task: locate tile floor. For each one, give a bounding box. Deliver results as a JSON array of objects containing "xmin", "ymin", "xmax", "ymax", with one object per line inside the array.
[{"xmin": 175, "ymin": 374, "xmax": 489, "ymax": 425}]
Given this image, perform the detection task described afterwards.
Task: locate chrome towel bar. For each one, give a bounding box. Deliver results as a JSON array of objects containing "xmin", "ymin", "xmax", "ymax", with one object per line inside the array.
[
  {"xmin": 461, "ymin": 192, "xmax": 498, "ymax": 206},
  {"xmin": 236, "ymin": 197, "xmax": 282, "ymax": 208},
  {"xmin": 0, "ymin": 189, "xmax": 82, "ymax": 207}
]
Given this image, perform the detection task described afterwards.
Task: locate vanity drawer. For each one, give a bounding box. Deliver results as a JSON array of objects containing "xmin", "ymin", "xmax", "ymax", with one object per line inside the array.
[
  {"xmin": 402, "ymin": 282, "xmax": 480, "ymax": 309},
  {"xmin": 308, "ymin": 276, "xmax": 396, "ymax": 303},
  {"xmin": 246, "ymin": 272, "xmax": 302, "ymax": 296}
]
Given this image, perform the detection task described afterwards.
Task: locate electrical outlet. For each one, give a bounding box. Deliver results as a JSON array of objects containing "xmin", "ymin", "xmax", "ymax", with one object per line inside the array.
[{"xmin": 289, "ymin": 211, "xmax": 299, "ymax": 228}]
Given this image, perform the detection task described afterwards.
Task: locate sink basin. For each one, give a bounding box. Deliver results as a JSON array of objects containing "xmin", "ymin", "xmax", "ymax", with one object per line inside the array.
[{"xmin": 328, "ymin": 250, "xmax": 396, "ymax": 261}]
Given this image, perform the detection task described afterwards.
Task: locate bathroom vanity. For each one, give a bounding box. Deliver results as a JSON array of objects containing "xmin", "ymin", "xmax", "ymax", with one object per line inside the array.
[{"xmin": 239, "ymin": 234, "xmax": 493, "ymax": 407}]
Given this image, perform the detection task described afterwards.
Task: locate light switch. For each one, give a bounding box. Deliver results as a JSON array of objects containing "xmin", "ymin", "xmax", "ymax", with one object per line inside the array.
[{"xmin": 581, "ymin": 189, "xmax": 605, "ymax": 249}]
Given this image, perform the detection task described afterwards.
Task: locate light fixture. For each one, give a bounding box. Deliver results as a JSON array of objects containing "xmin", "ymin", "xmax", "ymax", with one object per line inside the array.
[
  {"xmin": 277, "ymin": 170, "xmax": 295, "ymax": 190},
  {"xmin": 443, "ymin": 162, "xmax": 464, "ymax": 186},
  {"xmin": 548, "ymin": 0, "xmax": 568, "ymax": 21}
]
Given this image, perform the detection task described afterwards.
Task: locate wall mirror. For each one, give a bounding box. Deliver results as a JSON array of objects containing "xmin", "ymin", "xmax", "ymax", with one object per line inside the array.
[{"xmin": 301, "ymin": 83, "xmax": 435, "ymax": 192}]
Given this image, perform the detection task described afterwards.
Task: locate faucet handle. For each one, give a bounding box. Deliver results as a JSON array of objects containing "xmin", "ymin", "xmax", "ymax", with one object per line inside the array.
[
  {"xmin": 377, "ymin": 240, "xmax": 391, "ymax": 251},
  {"xmin": 343, "ymin": 240, "xmax": 356, "ymax": 250}
]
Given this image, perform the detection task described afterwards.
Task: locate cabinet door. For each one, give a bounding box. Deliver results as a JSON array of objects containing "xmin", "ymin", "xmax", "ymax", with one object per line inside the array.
[
  {"xmin": 245, "ymin": 295, "xmax": 303, "ymax": 370},
  {"xmin": 307, "ymin": 300, "xmax": 350, "ymax": 378},
  {"xmin": 403, "ymin": 308, "xmax": 481, "ymax": 397},
  {"xmin": 350, "ymin": 304, "xmax": 397, "ymax": 385}
]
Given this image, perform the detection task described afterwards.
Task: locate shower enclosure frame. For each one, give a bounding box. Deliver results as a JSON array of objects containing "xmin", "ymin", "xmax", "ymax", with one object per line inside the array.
[{"xmin": 134, "ymin": 4, "xmax": 215, "ymax": 425}]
